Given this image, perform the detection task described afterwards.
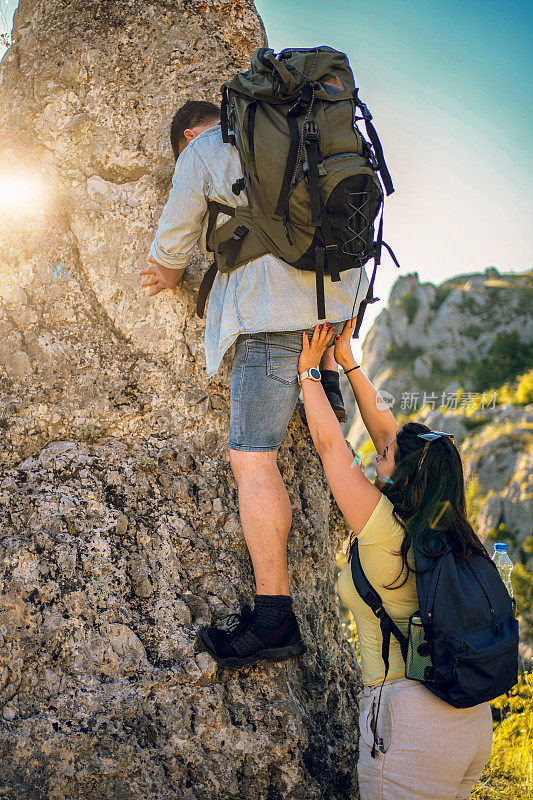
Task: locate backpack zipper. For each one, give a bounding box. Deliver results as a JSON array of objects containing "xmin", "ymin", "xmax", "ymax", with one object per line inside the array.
[{"xmin": 466, "ymin": 560, "xmax": 499, "ymax": 635}]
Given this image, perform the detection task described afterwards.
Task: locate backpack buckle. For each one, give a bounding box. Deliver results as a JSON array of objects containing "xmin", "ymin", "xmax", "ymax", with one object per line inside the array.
[
  {"xmin": 304, "ymin": 121, "xmax": 319, "ymax": 139},
  {"xmin": 358, "ymin": 101, "xmax": 373, "ymax": 122},
  {"xmin": 325, "ymin": 244, "xmax": 338, "ymax": 254},
  {"xmin": 232, "ymin": 226, "xmax": 249, "ymax": 241}
]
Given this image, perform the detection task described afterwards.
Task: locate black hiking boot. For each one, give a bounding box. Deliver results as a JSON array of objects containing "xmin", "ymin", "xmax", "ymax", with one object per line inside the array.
[
  {"xmin": 197, "ymin": 608, "xmax": 307, "ymax": 668},
  {"xmin": 202, "ymin": 604, "xmax": 253, "ymax": 645},
  {"xmin": 321, "ymin": 369, "xmax": 347, "ymax": 422}
]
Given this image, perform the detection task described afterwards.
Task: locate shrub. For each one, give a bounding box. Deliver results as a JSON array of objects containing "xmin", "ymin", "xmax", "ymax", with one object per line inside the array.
[
  {"xmin": 386, "ymin": 343, "xmax": 425, "ymax": 365},
  {"xmin": 465, "ymin": 473, "xmax": 484, "ymax": 523},
  {"xmin": 431, "ymin": 284, "xmax": 453, "ymax": 311},
  {"xmin": 396, "ymin": 291, "xmax": 420, "ymax": 324},
  {"xmin": 496, "ymin": 370, "xmax": 533, "ymax": 407},
  {"xmin": 511, "ymin": 560, "xmax": 533, "ymax": 641},
  {"xmin": 472, "ymin": 671, "xmax": 533, "ymax": 799},
  {"xmin": 516, "ymin": 370, "xmax": 533, "ymax": 405},
  {"xmin": 472, "ymin": 333, "xmax": 533, "ymax": 393},
  {"xmin": 463, "ymin": 415, "xmax": 489, "ymax": 432}
]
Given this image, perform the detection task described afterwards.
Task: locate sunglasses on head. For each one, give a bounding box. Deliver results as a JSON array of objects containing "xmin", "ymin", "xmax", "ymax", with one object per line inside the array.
[{"xmin": 417, "ymin": 430, "xmax": 454, "ymax": 442}]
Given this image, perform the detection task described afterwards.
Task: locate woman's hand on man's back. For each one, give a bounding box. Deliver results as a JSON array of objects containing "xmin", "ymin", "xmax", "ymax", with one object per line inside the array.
[
  {"xmin": 298, "ymin": 323, "xmax": 335, "ymax": 373},
  {"xmin": 334, "ymin": 318, "xmax": 358, "ymax": 371}
]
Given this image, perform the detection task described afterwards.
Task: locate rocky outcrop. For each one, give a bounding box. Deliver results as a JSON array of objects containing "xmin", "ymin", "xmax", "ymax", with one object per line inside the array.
[
  {"xmin": 347, "ymin": 268, "xmax": 532, "ymax": 538},
  {"xmin": 348, "ymin": 268, "xmax": 531, "ymax": 405},
  {"xmin": 0, "ymin": 3, "xmax": 360, "ymax": 798},
  {"xmin": 346, "ymin": 267, "xmax": 532, "ymax": 544},
  {"xmin": 0, "ymin": 437, "xmax": 358, "ymax": 799}
]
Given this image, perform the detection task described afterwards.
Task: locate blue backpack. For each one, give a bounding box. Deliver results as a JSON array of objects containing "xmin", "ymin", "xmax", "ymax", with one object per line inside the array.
[{"xmin": 350, "ymin": 536, "xmax": 519, "ymax": 752}]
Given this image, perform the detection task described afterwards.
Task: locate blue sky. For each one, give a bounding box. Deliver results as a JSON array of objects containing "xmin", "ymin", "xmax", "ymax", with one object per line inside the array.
[
  {"xmin": 2, "ymin": 0, "xmax": 531, "ymax": 346},
  {"xmin": 258, "ymin": 0, "xmax": 533, "ymax": 345}
]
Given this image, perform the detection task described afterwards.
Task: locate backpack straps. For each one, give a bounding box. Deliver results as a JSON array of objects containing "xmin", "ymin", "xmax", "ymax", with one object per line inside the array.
[
  {"xmin": 350, "ymin": 538, "xmax": 408, "ymax": 662},
  {"xmin": 350, "ymin": 538, "xmax": 408, "ymax": 758},
  {"xmin": 273, "ymin": 112, "xmax": 301, "ymax": 220},
  {"xmin": 220, "ymin": 86, "xmax": 236, "ymax": 147},
  {"xmin": 352, "ymin": 212, "xmax": 382, "ymax": 339},
  {"xmin": 273, "ymin": 81, "xmax": 315, "ymax": 220},
  {"xmin": 197, "ymin": 261, "xmax": 218, "ymax": 318},
  {"xmin": 315, "ymin": 247, "xmax": 326, "ymax": 321},
  {"xmin": 352, "ymin": 212, "xmax": 400, "ymax": 339},
  {"xmin": 304, "ymin": 122, "xmax": 322, "ymax": 227},
  {"xmin": 353, "ymin": 90, "xmax": 394, "ymax": 197},
  {"xmin": 217, "ymin": 225, "xmax": 250, "ymax": 268},
  {"xmin": 196, "ymin": 201, "xmax": 237, "ymax": 318}
]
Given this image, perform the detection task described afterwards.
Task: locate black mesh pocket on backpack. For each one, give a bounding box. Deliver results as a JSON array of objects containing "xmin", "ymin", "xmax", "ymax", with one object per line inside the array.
[
  {"xmin": 406, "ymin": 615, "xmax": 434, "ymax": 682},
  {"xmin": 291, "ymin": 173, "xmax": 381, "ymax": 273},
  {"xmin": 326, "ymin": 173, "xmax": 381, "ymax": 260}
]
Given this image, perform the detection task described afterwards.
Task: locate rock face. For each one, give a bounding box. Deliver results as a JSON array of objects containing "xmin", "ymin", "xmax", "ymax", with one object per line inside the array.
[
  {"xmin": 351, "ymin": 268, "xmax": 533, "ymax": 418},
  {"xmin": 0, "ymin": 3, "xmax": 360, "ymax": 798}
]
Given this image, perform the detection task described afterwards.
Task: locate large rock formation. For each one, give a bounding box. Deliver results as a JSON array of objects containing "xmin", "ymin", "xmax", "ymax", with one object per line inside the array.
[
  {"xmin": 0, "ymin": 3, "xmax": 360, "ymax": 798},
  {"xmin": 346, "ymin": 268, "xmax": 532, "ymax": 437}
]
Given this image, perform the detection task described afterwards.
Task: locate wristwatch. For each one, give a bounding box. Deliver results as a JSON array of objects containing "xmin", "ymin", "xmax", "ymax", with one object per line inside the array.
[{"xmin": 298, "ymin": 366, "xmax": 321, "ymax": 385}]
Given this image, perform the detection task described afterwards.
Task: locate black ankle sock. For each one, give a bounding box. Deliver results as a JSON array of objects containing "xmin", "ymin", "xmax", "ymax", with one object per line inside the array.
[{"xmin": 253, "ymin": 594, "xmax": 293, "ymax": 638}]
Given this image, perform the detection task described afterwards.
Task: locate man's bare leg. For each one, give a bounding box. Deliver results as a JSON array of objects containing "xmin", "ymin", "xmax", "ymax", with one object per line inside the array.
[{"xmin": 229, "ymin": 448, "xmax": 291, "ymax": 595}]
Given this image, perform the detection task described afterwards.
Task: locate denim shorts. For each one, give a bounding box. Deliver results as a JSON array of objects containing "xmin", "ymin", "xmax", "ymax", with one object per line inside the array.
[{"xmin": 229, "ymin": 322, "xmax": 346, "ymax": 451}]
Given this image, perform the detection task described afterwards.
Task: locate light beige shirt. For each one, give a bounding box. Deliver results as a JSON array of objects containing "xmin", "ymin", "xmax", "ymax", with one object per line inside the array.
[{"xmin": 150, "ymin": 124, "xmax": 369, "ymax": 377}]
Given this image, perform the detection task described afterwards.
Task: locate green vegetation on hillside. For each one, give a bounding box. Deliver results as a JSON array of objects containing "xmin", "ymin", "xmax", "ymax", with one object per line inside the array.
[
  {"xmin": 498, "ymin": 370, "xmax": 533, "ymax": 406},
  {"xmin": 472, "ymin": 671, "xmax": 533, "ymax": 799},
  {"xmin": 396, "ymin": 291, "xmax": 420, "ymax": 323},
  {"xmin": 385, "ymin": 342, "xmax": 425, "ymax": 365},
  {"xmin": 349, "ymin": 269, "xmax": 533, "ymax": 800},
  {"xmin": 430, "ymin": 283, "xmax": 453, "ymax": 311},
  {"xmin": 467, "ymin": 333, "xmax": 533, "ymax": 393},
  {"xmin": 383, "ymin": 270, "xmax": 533, "ymax": 401},
  {"xmin": 483, "ymin": 524, "xmax": 533, "ymax": 641}
]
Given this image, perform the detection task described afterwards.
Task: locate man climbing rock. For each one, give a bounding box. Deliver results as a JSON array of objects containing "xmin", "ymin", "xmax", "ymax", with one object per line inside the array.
[{"xmin": 141, "ymin": 87, "xmax": 370, "ymax": 668}]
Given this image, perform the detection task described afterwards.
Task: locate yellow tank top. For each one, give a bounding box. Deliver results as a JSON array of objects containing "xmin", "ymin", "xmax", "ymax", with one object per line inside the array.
[{"xmin": 337, "ymin": 492, "xmax": 418, "ymax": 686}]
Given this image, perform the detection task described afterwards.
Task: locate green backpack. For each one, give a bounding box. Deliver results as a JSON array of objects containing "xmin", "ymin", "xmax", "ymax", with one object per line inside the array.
[{"xmin": 197, "ymin": 46, "xmax": 399, "ymax": 336}]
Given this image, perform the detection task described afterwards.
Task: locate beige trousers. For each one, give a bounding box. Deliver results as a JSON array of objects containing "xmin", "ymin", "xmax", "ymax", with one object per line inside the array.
[{"xmin": 357, "ymin": 677, "xmax": 493, "ymax": 800}]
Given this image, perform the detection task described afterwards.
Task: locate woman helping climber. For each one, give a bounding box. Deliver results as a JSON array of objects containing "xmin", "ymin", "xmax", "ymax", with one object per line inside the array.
[{"xmin": 298, "ymin": 319, "xmax": 514, "ymax": 800}]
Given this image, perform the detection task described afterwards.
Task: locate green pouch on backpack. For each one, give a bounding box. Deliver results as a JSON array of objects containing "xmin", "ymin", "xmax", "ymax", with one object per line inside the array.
[{"xmin": 406, "ymin": 614, "xmax": 434, "ymax": 683}]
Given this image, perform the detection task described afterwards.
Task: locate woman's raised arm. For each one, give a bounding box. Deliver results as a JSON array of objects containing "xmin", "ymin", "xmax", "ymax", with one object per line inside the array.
[
  {"xmin": 298, "ymin": 325, "xmax": 382, "ymax": 535},
  {"xmin": 334, "ymin": 319, "xmax": 398, "ymax": 455}
]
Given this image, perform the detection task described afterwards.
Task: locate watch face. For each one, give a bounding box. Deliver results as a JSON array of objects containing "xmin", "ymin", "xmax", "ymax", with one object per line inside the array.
[{"xmin": 309, "ymin": 367, "xmax": 321, "ymax": 381}]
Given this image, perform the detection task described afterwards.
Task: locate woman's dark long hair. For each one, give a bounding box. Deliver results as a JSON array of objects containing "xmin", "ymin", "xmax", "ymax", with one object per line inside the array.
[{"xmin": 357, "ymin": 421, "xmax": 489, "ymax": 588}]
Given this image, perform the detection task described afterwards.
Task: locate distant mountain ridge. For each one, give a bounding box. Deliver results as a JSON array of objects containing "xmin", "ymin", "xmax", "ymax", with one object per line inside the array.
[{"xmin": 350, "ymin": 267, "xmax": 532, "ymax": 416}]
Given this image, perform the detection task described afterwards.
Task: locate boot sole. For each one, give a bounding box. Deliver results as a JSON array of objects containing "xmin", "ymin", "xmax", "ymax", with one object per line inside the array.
[{"xmin": 198, "ymin": 629, "xmax": 307, "ymax": 668}]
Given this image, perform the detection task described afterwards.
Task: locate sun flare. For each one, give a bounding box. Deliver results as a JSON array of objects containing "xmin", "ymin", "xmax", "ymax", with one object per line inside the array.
[{"xmin": 0, "ymin": 171, "xmax": 48, "ymax": 217}]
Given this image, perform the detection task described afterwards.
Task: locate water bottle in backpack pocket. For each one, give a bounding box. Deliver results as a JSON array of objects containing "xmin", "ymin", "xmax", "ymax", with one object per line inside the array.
[{"xmin": 492, "ymin": 542, "xmax": 514, "ymax": 598}]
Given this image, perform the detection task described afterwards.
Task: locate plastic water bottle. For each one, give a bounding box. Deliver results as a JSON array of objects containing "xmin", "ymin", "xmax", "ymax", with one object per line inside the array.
[{"xmin": 492, "ymin": 542, "xmax": 514, "ymax": 597}]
